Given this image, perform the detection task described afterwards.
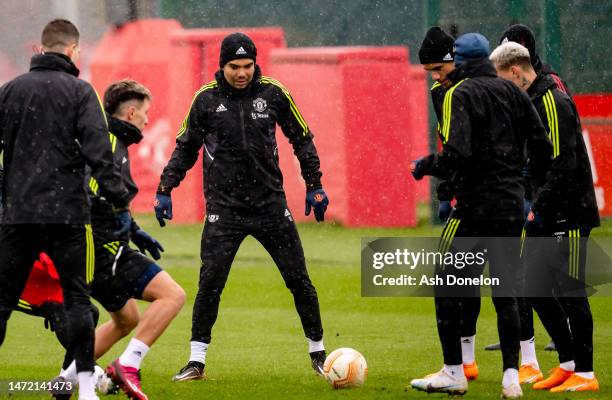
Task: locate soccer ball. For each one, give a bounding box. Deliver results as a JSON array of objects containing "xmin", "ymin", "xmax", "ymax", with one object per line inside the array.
[{"xmin": 322, "ymin": 347, "xmax": 368, "ymax": 389}]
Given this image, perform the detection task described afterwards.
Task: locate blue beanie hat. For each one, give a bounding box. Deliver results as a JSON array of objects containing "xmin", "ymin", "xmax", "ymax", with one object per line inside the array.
[{"xmin": 454, "ymin": 33, "xmax": 490, "ymax": 66}]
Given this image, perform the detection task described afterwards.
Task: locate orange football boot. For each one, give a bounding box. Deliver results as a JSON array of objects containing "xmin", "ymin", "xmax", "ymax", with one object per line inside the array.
[
  {"xmin": 550, "ymin": 374, "xmax": 599, "ymax": 392},
  {"xmin": 532, "ymin": 367, "xmax": 573, "ymax": 390}
]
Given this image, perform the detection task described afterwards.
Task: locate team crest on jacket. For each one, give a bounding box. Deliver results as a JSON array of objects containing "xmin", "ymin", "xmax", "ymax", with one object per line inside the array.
[
  {"xmin": 253, "ymin": 97, "xmax": 267, "ymax": 112},
  {"xmin": 208, "ymin": 214, "xmax": 219, "ymax": 223}
]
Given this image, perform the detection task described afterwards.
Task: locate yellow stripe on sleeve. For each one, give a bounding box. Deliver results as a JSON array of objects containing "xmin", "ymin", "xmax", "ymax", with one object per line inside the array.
[
  {"xmin": 542, "ymin": 91, "xmax": 560, "ymax": 158},
  {"xmin": 260, "ymin": 76, "xmax": 310, "ymax": 136},
  {"xmin": 176, "ymin": 81, "xmax": 218, "ymax": 139},
  {"xmin": 441, "ymin": 79, "xmax": 467, "ymax": 143}
]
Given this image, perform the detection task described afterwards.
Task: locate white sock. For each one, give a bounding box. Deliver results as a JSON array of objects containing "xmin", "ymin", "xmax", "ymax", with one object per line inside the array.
[
  {"xmin": 520, "ymin": 336, "xmax": 539, "ymax": 369},
  {"xmin": 118, "ymin": 338, "xmax": 150, "ymax": 370},
  {"xmin": 444, "ymin": 364, "xmax": 465, "ymax": 379},
  {"xmin": 308, "ymin": 338, "xmax": 325, "ymax": 353},
  {"xmin": 575, "ymin": 371, "xmax": 594, "ymax": 379},
  {"xmin": 461, "ymin": 335, "xmax": 475, "ymax": 364},
  {"xmin": 77, "ymin": 371, "xmax": 97, "ymax": 399},
  {"xmin": 502, "ymin": 368, "xmax": 519, "ymax": 388},
  {"xmin": 60, "ymin": 361, "xmax": 78, "ymax": 382},
  {"xmin": 560, "ymin": 360, "xmax": 575, "ymax": 372},
  {"xmin": 189, "ymin": 341, "xmax": 208, "ymax": 364}
]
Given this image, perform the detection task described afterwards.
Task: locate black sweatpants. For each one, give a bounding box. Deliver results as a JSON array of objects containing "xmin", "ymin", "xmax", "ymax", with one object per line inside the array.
[
  {"xmin": 524, "ymin": 225, "xmax": 593, "ymax": 372},
  {"xmin": 0, "ymin": 224, "xmax": 95, "ymax": 373},
  {"xmin": 191, "ymin": 207, "xmax": 323, "ymax": 344},
  {"xmin": 435, "ymin": 216, "xmax": 523, "ymax": 371}
]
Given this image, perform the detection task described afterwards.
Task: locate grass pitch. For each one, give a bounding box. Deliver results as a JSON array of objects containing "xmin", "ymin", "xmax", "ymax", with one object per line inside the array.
[{"xmin": 1, "ymin": 214, "xmax": 610, "ymax": 399}]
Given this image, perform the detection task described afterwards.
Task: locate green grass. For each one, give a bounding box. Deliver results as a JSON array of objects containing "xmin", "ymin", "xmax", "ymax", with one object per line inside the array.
[{"xmin": 1, "ymin": 213, "xmax": 611, "ymax": 399}]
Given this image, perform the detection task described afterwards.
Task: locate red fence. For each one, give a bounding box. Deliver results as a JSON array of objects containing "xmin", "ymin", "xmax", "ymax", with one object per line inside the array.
[
  {"xmin": 575, "ymin": 94, "xmax": 612, "ymax": 216},
  {"xmin": 89, "ymin": 19, "xmax": 612, "ymax": 226}
]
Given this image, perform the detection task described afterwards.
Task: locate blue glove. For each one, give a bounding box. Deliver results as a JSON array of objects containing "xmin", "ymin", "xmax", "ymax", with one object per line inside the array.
[
  {"xmin": 113, "ymin": 210, "xmax": 131, "ymax": 236},
  {"xmin": 438, "ymin": 201, "xmax": 452, "ymax": 222},
  {"xmin": 132, "ymin": 229, "xmax": 164, "ymax": 260},
  {"xmin": 305, "ymin": 189, "xmax": 329, "ymax": 222},
  {"xmin": 154, "ymin": 193, "xmax": 172, "ymax": 227}
]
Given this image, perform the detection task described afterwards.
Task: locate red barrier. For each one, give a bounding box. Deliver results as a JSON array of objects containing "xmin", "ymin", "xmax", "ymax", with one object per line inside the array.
[
  {"xmin": 407, "ymin": 65, "xmax": 430, "ymax": 203},
  {"xmin": 90, "ymin": 19, "xmax": 183, "ymax": 215},
  {"xmin": 575, "ymin": 94, "xmax": 612, "ymax": 216},
  {"xmin": 90, "ymin": 21, "xmax": 286, "ymax": 222},
  {"xmin": 269, "ymin": 47, "xmax": 424, "ymax": 226}
]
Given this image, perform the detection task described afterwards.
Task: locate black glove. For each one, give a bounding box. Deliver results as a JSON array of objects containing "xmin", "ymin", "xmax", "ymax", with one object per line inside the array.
[
  {"xmin": 438, "ymin": 201, "xmax": 452, "ymax": 222},
  {"xmin": 113, "ymin": 210, "xmax": 131, "ymax": 236},
  {"xmin": 131, "ymin": 229, "xmax": 164, "ymax": 260},
  {"xmin": 305, "ymin": 189, "xmax": 329, "ymax": 222},
  {"xmin": 410, "ymin": 156, "xmax": 433, "ymax": 180},
  {"xmin": 44, "ymin": 316, "xmax": 56, "ymax": 332}
]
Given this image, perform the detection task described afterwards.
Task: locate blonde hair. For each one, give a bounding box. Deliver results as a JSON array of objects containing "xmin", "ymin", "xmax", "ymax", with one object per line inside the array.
[{"xmin": 490, "ymin": 41, "xmax": 532, "ymax": 71}]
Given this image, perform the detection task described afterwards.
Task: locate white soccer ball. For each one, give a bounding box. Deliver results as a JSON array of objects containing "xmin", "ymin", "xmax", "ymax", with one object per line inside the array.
[{"xmin": 322, "ymin": 347, "xmax": 368, "ymax": 389}]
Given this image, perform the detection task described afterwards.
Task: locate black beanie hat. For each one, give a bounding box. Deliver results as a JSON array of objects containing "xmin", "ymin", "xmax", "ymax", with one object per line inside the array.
[
  {"xmin": 418, "ymin": 27, "xmax": 455, "ymax": 64},
  {"xmin": 499, "ymin": 24, "xmax": 536, "ymax": 62},
  {"xmin": 219, "ymin": 32, "xmax": 257, "ymax": 68}
]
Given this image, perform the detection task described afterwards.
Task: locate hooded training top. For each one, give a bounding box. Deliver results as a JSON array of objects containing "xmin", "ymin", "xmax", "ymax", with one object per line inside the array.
[
  {"xmin": 88, "ymin": 115, "xmax": 143, "ymax": 241},
  {"xmin": 0, "ymin": 52, "xmax": 129, "ymax": 224},
  {"xmin": 528, "ymin": 73, "xmax": 599, "ymax": 228},
  {"xmin": 158, "ymin": 66, "xmax": 322, "ymax": 213},
  {"xmin": 417, "ymin": 58, "xmax": 553, "ymax": 221}
]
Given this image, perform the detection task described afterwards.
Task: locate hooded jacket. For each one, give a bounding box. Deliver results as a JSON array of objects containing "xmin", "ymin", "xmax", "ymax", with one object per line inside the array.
[
  {"xmin": 417, "ymin": 58, "xmax": 553, "ymax": 221},
  {"xmin": 528, "ymin": 73, "xmax": 599, "ymax": 228},
  {"xmin": 0, "ymin": 52, "xmax": 129, "ymax": 224},
  {"xmin": 88, "ymin": 115, "xmax": 143, "ymax": 240},
  {"xmin": 158, "ymin": 66, "xmax": 323, "ymax": 213}
]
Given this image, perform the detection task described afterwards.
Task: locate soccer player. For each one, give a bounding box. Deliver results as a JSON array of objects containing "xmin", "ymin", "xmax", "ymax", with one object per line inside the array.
[
  {"xmin": 55, "ymin": 80, "xmax": 186, "ymax": 400},
  {"xmin": 409, "ymin": 33, "xmax": 552, "ymax": 398},
  {"xmin": 485, "ymin": 23, "xmax": 575, "ymax": 355},
  {"xmin": 154, "ymin": 32, "xmax": 329, "ymax": 381},
  {"xmin": 418, "ymin": 26, "xmax": 479, "ymax": 381},
  {"xmin": 0, "ymin": 19, "xmax": 130, "ymax": 400},
  {"xmin": 491, "ymin": 41, "xmax": 600, "ymax": 392},
  {"xmin": 500, "ymin": 24, "xmax": 571, "ymax": 97}
]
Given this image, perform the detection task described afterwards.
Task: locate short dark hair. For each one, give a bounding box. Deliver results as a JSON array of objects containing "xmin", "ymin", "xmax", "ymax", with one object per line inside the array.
[
  {"xmin": 41, "ymin": 19, "xmax": 80, "ymax": 51},
  {"xmin": 103, "ymin": 79, "xmax": 152, "ymax": 116}
]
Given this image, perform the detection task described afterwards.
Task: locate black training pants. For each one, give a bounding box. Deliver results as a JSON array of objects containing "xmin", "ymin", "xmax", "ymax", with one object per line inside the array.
[
  {"xmin": 434, "ymin": 217, "xmax": 523, "ymax": 371},
  {"xmin": 191, "ymin": 207, "xmax": 323, "ymax": 344},
  {"xmin": 524, "ymin": 225, "xmax": 593, "ymax": 372},
  {"xmin": 0, "ymin": 224, "xmax": 95, "ymax": 373}
]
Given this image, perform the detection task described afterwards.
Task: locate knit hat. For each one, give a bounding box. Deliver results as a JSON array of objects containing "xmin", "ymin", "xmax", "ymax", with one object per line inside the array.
[
  {"xmin": 219, "ymin": 32, "xmax": 257, "ymax": 68},
  {"xmin": 418, "ymin": 27, "xmax": 455, "ymax": 64},
  {"xmin": 499, "ymin": 24, "xmax": 536, "ymax": 63},
  {"xmin": 453, "ymin": 33, "xmax": 490, "ymax": 66}
]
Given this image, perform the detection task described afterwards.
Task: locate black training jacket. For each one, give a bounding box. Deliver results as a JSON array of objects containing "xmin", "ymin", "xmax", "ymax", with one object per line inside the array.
[
  {"xmin": 430, "ymin": 82, "xmax": 455, "ymax": 202},
  {"xmin": 418, "ymin": 58, "xmax": 553, "ymax": 221},
  {"xmin": 528, "ymin": 73, "xmax": 600, "ymax": 228},
  {"xmin": 158, "ymin": 66, "xmax": 323, "ymax": 213},
  {"xmin": 88, "ymin": 115, "xmax": 142, "ymax": 241},
  {"xmin": 0, "ymin": 53, "xmax": 129, "ymax": 224}
]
